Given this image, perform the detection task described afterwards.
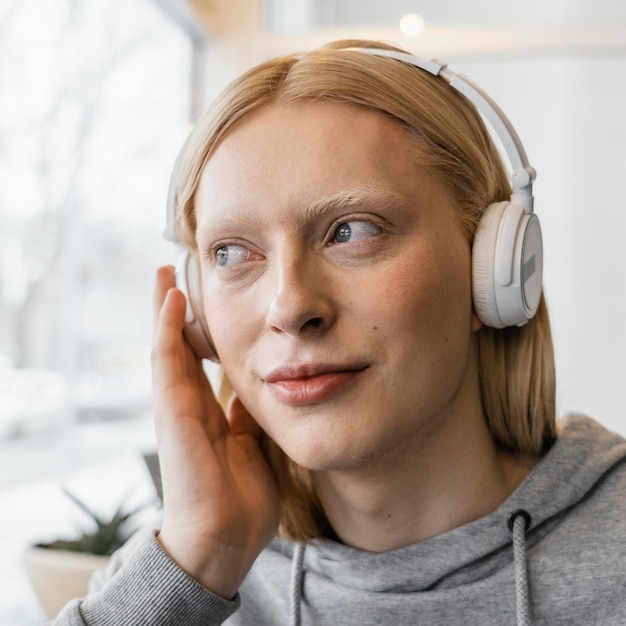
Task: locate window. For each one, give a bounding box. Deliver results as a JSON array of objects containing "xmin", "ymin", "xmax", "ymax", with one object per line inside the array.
[{"xmin": 0, "ymin": 0, "xmax": 193, "ymax": 621}]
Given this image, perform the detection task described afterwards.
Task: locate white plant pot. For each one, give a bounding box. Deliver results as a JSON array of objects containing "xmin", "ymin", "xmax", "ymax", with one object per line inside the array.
[{"xmin": 23, "ymin": 545, "xmax": 110, "ymax": 619}]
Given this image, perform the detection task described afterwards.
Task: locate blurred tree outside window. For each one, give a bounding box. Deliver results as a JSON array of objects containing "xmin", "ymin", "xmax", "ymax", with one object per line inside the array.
[{"xmin": 0, "ymin": 0, "xmax": 192, "ymax": 469}]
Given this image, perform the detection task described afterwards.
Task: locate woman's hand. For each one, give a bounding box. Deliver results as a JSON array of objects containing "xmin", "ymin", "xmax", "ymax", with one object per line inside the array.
[{"xmin": 151, "ymin": 266, "xmax": 280, "ymax": 599}]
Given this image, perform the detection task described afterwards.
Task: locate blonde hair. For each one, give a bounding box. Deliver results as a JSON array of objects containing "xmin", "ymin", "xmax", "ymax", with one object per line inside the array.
[{"xmin": 173, "ymin": 40, "xmax": 556, "ymax": 541}]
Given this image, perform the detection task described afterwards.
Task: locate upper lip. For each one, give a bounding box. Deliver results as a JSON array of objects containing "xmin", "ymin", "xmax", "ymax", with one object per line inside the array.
[{"xmin": 263, "ymin": 362, "xmax": 369, "ymax": 383}]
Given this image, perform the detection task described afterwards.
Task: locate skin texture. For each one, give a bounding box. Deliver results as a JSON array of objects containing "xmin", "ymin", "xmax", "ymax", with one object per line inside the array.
[{"xmin": 152, "ymin": 101, "xmax": 535, "ymax": 595}]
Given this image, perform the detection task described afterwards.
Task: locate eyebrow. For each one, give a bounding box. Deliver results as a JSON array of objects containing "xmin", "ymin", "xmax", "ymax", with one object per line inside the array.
[
  {"xmin": 196, "ymin": 186, "xmax": 408, "ymax": 241},
  {"xmin": 302, "ymin": 186, "xmax": 408, "ymax": 219}
]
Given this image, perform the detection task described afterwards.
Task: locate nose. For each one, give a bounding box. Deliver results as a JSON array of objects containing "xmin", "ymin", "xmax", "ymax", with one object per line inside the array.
[{"xmin": 265, "ymin": 246, "xmax": 337, "ymax": 338}]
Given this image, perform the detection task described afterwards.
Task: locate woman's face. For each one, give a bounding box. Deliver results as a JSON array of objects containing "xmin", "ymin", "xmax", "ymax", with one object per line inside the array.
[{"xmin": 194, "ymin": 101, "xmax": 482, "ymax": 471}]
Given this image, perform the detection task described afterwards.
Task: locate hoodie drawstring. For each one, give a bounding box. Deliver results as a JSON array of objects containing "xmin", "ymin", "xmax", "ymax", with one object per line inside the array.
[
  {"xmin": 289, "ymin": 513, "xmax": 531, "ymax": 626},
  {"xmin": 508, "ymin": 509, "xmax": 532, "ymax": 626},
  {"xmin": 290, "ymin": 542, "xmax": 305, "ymax": 626}
]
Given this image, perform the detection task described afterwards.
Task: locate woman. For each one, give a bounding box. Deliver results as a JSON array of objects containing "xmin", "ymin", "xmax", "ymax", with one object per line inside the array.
[{"xmin": 55, "ymin": 40, "xmax": 626, "ymax": 626}]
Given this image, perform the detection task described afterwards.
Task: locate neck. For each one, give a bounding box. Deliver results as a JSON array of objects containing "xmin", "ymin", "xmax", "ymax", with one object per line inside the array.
[{"xmin": 312, "ymin": 408, "xmax": 537, "ymax": 553}]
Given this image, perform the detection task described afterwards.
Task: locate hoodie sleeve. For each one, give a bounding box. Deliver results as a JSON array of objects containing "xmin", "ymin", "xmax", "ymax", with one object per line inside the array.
[{"xmin": 50, "ymin": 530, "xmax": 240, "ymax": 626}]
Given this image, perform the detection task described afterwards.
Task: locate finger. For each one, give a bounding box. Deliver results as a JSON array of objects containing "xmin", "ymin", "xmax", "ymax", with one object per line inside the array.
[
  {"xmin": 153, "ymin": 287, "xmax": 187, "ymax": 350},
  {"xmin": 153, "ymin": 268, "xmax": 204, "ymax": 383},
  {"xmin": 152, "ymin": 286, "xmax": 230, "ymax": 441},
  {"xmin": 151, "ymin": 287, "xmax": 189, "ymax": 400},
  {"xmin": 151, "ymin": 285, "xmax": 200, "ymax": 401},
  {"xmin": 153, "ymin": 265, "xmax": 176, "ymax": 331},
  {"xmin": 228, "ymin": 394, "xmax": 264, "ymax": 442}
]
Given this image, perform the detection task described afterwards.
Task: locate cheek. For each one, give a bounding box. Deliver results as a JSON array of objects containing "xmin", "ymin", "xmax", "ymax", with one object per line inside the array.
[
  {"xmin": 380, "ymin": 251, "xmax": 474, "ymax": 350},
  {"xmin": 201, "ymin": 280, "xmax": 248, "ymax": 356}
]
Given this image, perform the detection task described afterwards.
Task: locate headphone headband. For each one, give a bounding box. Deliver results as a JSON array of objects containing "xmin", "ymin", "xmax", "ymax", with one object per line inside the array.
[{"xmin": 342, "ymin": 47, "xmax": 536, "ymax": 212}]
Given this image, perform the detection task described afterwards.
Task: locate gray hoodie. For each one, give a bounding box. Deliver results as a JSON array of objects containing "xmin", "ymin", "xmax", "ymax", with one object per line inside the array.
[{"xmin": 53, "ymin": 414, "xmax": 626, "ymax": 625}]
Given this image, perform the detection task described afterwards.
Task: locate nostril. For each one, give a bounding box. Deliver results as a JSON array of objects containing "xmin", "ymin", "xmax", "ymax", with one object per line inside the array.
[{"xmin": 305, "ymin": 317, "xmax": 324, "ymax": 329}]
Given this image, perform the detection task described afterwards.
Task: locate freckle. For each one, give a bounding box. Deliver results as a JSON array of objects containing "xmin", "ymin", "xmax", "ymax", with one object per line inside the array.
[
  {"xmin": 373, "ymin": 326, "xmax": 378, "ymax": 331},
  {"xmin": 387, "ymin": 513, "xmax": 392, "ymax": 519}
]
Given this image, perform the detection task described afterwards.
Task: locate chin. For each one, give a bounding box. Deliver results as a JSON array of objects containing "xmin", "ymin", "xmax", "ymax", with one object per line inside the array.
[{"xmin": 279, "ymin": 434, "xmax": 392, "ymax": 473}]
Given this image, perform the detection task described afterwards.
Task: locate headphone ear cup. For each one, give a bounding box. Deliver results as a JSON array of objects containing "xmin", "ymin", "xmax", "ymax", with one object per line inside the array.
[
  {"xmin": 472, "ymin": 200, "xmax": 543, "ymax": 329},
  {"xmin": 472, "ymin": 201, "xmax": 508, "ymax": 328},
  {"xmin": 175, "ymin": 251, "xmax": 219, "ymax": 362}
]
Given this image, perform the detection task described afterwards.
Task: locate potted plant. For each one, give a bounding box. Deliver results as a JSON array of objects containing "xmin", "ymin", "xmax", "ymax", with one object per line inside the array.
[{"xmin": 23, "ymin": 488, "xmax": 150, "ymax": 619}]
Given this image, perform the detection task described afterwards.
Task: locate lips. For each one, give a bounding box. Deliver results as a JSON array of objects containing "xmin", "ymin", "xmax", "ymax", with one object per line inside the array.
[{"xmin": 263, "ymin": 363, "xmax": 369, "ymax": 406}]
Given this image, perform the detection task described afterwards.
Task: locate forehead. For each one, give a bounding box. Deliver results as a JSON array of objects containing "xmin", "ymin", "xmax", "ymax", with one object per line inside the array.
[
  {"xmin": 213, "ymin": 101, "xmax": 412, "ymax": 168},
  {"xmin": 195, "ymin": 101, "xmax": 429, "ymax": 215}
]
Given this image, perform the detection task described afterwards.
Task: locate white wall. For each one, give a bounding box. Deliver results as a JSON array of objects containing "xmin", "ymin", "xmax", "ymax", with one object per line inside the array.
[{"xmin": 450, "ymin": 56, "xmax": 626, "ymax": 435}]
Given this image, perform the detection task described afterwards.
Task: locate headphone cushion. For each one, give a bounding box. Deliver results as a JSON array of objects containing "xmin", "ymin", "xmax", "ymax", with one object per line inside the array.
[{"xmin": 472, "ymin": 201, "xmax": 509, "ymax": 328}]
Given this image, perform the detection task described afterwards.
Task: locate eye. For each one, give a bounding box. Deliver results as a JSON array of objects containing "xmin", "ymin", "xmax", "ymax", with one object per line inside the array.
[
  {"xmin": 332, "ymin": 220, "xmax": 382, "ymax": 244},
  {"xmin": 215, "ymin": 244, "xmax": 252, "ymax": 267}
]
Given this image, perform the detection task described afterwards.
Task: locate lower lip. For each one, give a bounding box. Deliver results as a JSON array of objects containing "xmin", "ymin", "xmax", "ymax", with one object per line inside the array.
[{"xmin": 266, "ymin": 370, "xmax": 365, "ymax": 406}]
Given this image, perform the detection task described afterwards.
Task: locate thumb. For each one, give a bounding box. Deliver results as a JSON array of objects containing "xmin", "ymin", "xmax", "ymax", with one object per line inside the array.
[{"xmin": 227, "ymin": 394, "xmax": 264, "ymax": 441}]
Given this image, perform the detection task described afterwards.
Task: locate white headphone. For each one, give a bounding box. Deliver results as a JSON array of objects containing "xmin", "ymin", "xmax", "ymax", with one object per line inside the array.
[{"xmin": 164, "ymin": 47, "xmax": 543, "ymax": 360}]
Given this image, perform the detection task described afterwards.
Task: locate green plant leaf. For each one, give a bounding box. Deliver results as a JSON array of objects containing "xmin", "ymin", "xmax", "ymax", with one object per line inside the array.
[{"xmin": 46, "ymin": 488, "xmax": 156, "ymax": 555}]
